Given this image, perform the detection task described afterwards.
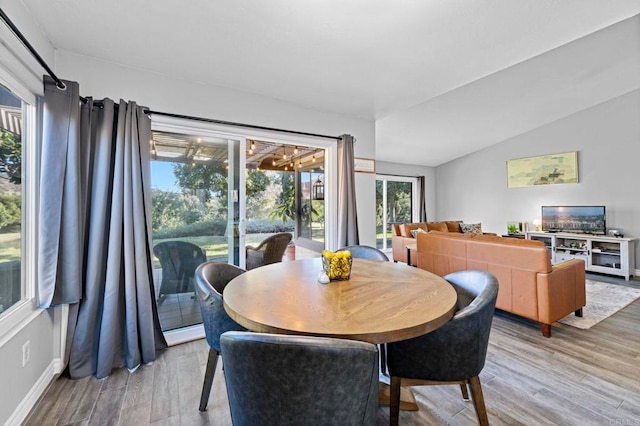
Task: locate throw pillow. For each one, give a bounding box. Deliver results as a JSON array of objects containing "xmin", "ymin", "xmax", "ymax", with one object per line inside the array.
[
  {"xmin": 445, "ymin": 221, "xmax": 463, "ymax": 232},
  {"xmin": 410, "ymin": 228, "xmax": 427, "ymax": 238},
  {"xmin": 460, "ymin": 223, "xmax": 483, "ymax": 235},
  {"xmin": 427, "ymin": 222, "xmax": 449, "ymax": 232}
]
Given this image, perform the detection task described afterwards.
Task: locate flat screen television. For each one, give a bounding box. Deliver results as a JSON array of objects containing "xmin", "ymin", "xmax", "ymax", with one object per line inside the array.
[{"xmin": 541, "ymin": 205, "xmax": 606, "ymax": 235}]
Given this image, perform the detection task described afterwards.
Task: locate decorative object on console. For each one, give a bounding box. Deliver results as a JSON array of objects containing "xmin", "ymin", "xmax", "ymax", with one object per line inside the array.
[
  {"xmin": 507, "ymin": 222, "xmax": 520, "ymax": 234},
  {"xmin": 460, "ymin": 223, "xmax": 482, "ymax": 235},
  {"xmin": 506, "ymin": 151, "xmax": 578, "ymax": 188},
  {"xmin": 608, "ymin": 228, "xmax": 623, "ymax": 238},
  {"xmin": 533, "ymin": 219, "xmax": 542, "ymax": 232}
]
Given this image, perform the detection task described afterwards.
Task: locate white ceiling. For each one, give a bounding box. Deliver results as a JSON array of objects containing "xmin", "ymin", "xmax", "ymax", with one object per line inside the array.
[{"xmin": 19, "ymin": 0, "xmax": 640, "ymax": 166}]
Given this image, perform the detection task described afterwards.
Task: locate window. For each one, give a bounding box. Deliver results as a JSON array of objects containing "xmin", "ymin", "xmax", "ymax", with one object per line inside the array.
[
  {"xmin": 297, "ymin": 169, "xmax": 325, "ymax": 243},
  {"xmin": 0, "ymin": 83, "xmax": 28, "ymax": 315},
  {"xmin": 376, "ymin": 176, "xmax": 418, "ymax": 250}
]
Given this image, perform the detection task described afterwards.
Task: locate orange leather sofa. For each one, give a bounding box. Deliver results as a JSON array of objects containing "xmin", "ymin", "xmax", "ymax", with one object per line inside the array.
[
  {"xmin": 415, "ymin": 232, "xmax": 586, "ymax": 337},
  {"xmin": 391, "ymin": 221, "xmax": 463, "ymax": 265}
]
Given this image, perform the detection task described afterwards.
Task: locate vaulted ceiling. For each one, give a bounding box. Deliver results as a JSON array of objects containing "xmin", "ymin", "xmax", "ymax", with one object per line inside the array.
[{"xmin": 20, "ymin": 0, "xmax": 640, "ymax": 166}]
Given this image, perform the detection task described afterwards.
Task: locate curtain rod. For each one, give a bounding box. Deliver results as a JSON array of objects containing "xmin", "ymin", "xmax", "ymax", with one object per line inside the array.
[
  {"xmin": 0, "ymin": 8, "xmax": 66, "ymax": 90},
  {"xmin": 1, "ymin": 8, "xmax": 343, "ymax": 142},
  {"xmin": 142, "ymin": 110, "xmax": 343, "ymax": 140}
]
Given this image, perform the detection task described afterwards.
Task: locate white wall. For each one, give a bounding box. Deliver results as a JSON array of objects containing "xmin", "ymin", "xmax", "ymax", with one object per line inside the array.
[
  {"xmin": 435, "ymin": 89, "xmax": 640, "ymax": 268},
  {"xmin": 54, "ymin": 51, "xmax": 378, "ymax": 247}
]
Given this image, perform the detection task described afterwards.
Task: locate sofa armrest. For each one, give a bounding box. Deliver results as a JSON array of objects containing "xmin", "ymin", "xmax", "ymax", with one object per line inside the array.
[
  {"xmin": 536, "ymin": 259, "xmax": 586, "ymax": 324},
  {"xmin": 392, "ymin": 235, "xmax": 413, "ymax": 264}
]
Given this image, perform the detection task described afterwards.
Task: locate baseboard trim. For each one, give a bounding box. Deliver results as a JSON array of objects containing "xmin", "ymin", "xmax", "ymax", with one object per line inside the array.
[{"xmin": 6, "ymin": 358, "xmax": 61, "ymax": 426}]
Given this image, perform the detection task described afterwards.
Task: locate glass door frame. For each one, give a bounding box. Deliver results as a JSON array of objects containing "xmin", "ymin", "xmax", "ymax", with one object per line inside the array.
[
  {"xmin": 376, "ymin": 175, "xmax": 419, "ymax": 251},
  {"xmin": 151, "ymin": 115, "xmax": 338, "ymax": 345}
]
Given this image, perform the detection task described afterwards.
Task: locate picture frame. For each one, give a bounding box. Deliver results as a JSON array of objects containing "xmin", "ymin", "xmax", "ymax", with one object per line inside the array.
[
  {"xmin": 354, "ymin": 157, "xmax": 376, "ymax": 173},
  {"xmin": 506, "ymin": 151, "xmax": 578, "ymax": 188}
]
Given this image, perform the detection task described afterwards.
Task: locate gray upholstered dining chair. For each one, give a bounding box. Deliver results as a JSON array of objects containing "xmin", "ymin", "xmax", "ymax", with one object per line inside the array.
[
  {"xmin": 337, "ymin": 245, "xmax": 390, "ymax": 262},
  {"xmin": 386, "ymin": 270, "xmax": 499, "ymax": 426},
  {"xmin": 220, "ymin": 331, "xmax": 379, "ymax": 426},
  {"xmin": 245, "ymin": 232, "xmax": 292, "ymax": 270},
  {"xmin": 194, "ymin": 262, "xmax": 247, "ymax": 411}
]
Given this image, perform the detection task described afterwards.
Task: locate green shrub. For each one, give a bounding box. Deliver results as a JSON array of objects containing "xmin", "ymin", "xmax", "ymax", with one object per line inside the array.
[
  {"xmin": 153, "ymin": 218, "xmax": 227, "ymax": 239},
  {"xmin": 246, "ymin": 218, "xmax": 294, "ymax": 234},
  {"xmin": 0, "ymin": 193, "xmax": 21, "ymax": 231}
]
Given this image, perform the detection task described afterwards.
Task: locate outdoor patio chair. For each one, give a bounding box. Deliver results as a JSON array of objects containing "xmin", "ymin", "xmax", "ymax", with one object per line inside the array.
[
  {"xmin": 153, "ymin": 241, "xmax": 207, "ymax": 300},
  {"xmin": 245, "ymin": 232, "xmax": 292, "ymax": 270}
]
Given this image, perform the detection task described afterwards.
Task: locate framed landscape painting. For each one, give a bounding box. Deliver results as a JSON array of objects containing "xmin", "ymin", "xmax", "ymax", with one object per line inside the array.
[{"xmin": 506, "ymin": 151, "xmax": 578, "ymax": 188}]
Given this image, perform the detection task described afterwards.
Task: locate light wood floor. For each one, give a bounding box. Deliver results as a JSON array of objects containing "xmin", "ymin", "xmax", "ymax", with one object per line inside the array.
[{"xmin": 25, "ymin": 278, "xmax": 640, "ymax": 426}]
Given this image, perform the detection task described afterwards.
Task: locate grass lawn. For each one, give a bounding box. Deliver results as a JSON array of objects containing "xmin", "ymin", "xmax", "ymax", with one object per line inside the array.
[
  {"xmin": 0, "ymin": 231, "xmax": 289, "ymax": 267},
  {"xmin": 151, "ymin": 232, "xmax": 288, "ymax": 267}
]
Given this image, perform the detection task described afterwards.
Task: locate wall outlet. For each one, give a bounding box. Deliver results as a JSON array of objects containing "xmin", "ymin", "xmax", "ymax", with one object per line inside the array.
[{"xmin": 22, "ymin": 340, "xmax": 31, "ymax": 367}]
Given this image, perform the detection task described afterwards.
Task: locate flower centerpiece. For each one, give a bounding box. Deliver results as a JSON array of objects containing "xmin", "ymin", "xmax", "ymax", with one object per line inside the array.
[{"xmin": 321, "ymin": 249, "xmax": 353, "ymax": 281}]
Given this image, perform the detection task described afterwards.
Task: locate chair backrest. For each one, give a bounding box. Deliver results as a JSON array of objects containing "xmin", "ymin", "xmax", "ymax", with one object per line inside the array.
[
  {"xmin": 246, "ymin": 232, "xmax": 292, "ymax": 269},
  {"xmin": 220, "ymin": 331, "xmax": 379, "ymax": 426},
  {"xmin": 337, "ymin": 245, "xmax": 389, "ymax": 261},
  {"xmin": 154, "ymin": 241, "xmax": 208, "ymax": 294},
  {"xmin": 194, "ymin": 262, "xmax": 246, "ymax": 352},
  {"xmin": 387, "ymin": 270, "xmax": 498, "ymax": 381},
  {"xmin": 154, "ymin": 239, "xmax": 206, "ymax": 273},
  {"xmin": 261, "ymin": 232, "xmax": 293, "ymax": 263}
]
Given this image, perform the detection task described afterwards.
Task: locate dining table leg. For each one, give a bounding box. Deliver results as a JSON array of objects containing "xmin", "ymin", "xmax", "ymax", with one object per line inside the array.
[{"xmin": 377, "ymin": 346, "xmax": 419, "ymax": 411}]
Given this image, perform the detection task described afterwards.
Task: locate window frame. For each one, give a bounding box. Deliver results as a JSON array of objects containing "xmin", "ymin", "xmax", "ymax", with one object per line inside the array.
[
  {"xmin": 0, "ymin": 68, "xmax": 41, "ymax": 341},
  {"xmin": 375, "ymin": 174, "xmax": 419, "ymax": 251}
]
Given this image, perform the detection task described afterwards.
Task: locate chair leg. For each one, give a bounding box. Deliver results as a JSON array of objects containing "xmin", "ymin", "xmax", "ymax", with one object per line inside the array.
[
  {"xmin": 379, "ymin": 344, "xmax": 387, "ymax": 376},
  {"xmin": 199, "ymin": 348, "xmax": 219, "ymax": 411},
  {"xmin": 468, "ymin": 376, "xmax": 489, "ymax": 426},
  {"xmin": 390, "ymin": 376, "xmax": 401, "ymax": 426},
  {"xmin": 460, "ymin": 382, "xmax": 470, "ymax": 401}
]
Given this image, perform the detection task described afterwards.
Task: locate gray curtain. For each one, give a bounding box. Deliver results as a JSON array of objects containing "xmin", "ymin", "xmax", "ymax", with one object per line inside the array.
[
  {"xmin": 337, "ymin": 134, "xmax": 359, "ymax": 246},
  {"xmin": 39, "ymin": 76, "xmax": 166, "ymax": 379},
  {"xmin": 418, "ymin": 175, "xmax": 427, "ymax": 222}
]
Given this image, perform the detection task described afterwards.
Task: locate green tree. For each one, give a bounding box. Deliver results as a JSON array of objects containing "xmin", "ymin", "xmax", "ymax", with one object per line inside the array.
[
  {"xmin": 0, "ymin": 130, "xmax": 21, "ymax": 184},
  {"xmin": 173, "ymin": 163, "xmax": 270, "ymax": 204},
  {"xmin": 270, "ymin": 172, "xmax": 295, "ymax": 223}
]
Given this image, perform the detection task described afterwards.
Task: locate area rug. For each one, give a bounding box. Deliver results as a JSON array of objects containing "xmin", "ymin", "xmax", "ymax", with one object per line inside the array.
[{"xmin": 558, "ymin": 279, "xmax": 640, "ymax": 329}]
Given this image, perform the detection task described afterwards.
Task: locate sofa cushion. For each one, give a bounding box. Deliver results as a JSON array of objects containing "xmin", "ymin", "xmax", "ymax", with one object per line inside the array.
[
  {"xmin": 460, "ymin": 223, "xmax": 483, "ymax": 235},
  {"xmin": 427, "ymin": 222, "xmax": 449, "ymax": 232},
  {"xmin": 400, "ymin": 223, "xmax": 428, "ymax": 237},
  {"xmin": 410, "ymin": 228, "xmax": 428, "ymax": 238},
  {"xmin": 445, "ymin": 221, "xmax": 463, "ymax": 232}
]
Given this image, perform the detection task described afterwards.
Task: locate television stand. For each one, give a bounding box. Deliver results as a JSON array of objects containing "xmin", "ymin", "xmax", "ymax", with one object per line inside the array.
[{"xmin": 525, "ymin": 231, "xmax": 635, "ymax": 280}]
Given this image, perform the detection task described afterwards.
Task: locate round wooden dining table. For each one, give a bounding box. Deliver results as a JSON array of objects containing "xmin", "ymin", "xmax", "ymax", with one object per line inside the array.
[{"xmin": 223, "ymin": 257, "xmax": 457, "ymax": 345}]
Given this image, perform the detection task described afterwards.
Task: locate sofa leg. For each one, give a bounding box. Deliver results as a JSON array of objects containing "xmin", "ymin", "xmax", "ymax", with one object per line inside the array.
[
  {"xmin": 541, "ymin": 323, "xmax": 551, "ymax": 338},
  {"xmin": 575, "ymin": 308, "xmax": 583, "ymax": 317}
]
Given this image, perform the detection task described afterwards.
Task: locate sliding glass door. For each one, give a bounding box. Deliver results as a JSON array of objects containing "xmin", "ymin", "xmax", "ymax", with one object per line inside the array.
[
  {"xmin": 150, "ymin": 131, "xmax": 244, "ymax": 337},
  {"xmin": 376, "ymin": 175, "xmax": 418, "ymax": 251},
  {"xmin": 149, "ymin": 122, "xmax": 329, "ymax": 343}
]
